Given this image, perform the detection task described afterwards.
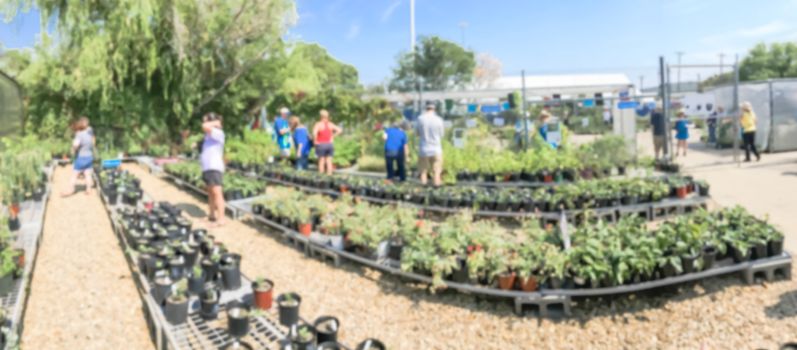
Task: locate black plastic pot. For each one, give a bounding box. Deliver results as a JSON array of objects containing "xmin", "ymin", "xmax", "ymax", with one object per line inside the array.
[
  {"xmin": 7, "ymin": 217, "xmax": 20, "ymax": 232},
  {"xmin": 169, "ymin": 257, "xmax": 185, "ymax": 281},
  {"xmin": 188, "ymin": 270, "xmax": 205, "ymax": 295},
  {"xmin": 252, "ymin": 204, "xmax": 264, "ymax": 215},
  {"xmin": 227, "ymin": 302, "xmax": 250, "ymax": 338},
  {"xmin": 356, "ymin": 339, "xmax": 386, "ymax": 350},
  {"xmin": 201, "ymin": 258, "xmax": 219, "ymax": 282},
  {"xmin": 731, "ymin": 246, "xmax": 752, "ymax": 263},
  {"xmin": 660, "ymin": 261, "xmax": 679, "ymax": 278},
  {"xmin": 314, "ymin": 316, "xmax": 339, "ymax": 344},
  {"xmin": 387, "ymin": 240, "xmax": 403, "ymax": 261},
  {"xmin": 769, "ymin": 238, "xmax": 784, "ymax": 257},
  {"xmin": 277, "ymin": 292, "xmax": 302, "ymax": 326},
  {"xmin": 220, "ymin": 254, "xmax": 242, "ymax": 290},
  {"xmin": 107, "ymin": 191, "xmax": 119, "ymax": 205},
  {"xmin": 200, "ymin": 286, "xmax": 220, "ymax": 320},
  {"xmin": 182, "ymin": 246, "xmax": 200, "ymax": 267},
  {"xmin": 450, "ymin": 257, "xmax": 469, "ymax": 283},
  {"xmin": 681, "ymin": 254, "xmax": 699, "ymax": 274},
  {"xmin": 152, "ymin": 275, "xmax": 173, "ymax": 306},
  {"xmin": 317, "ymin": 341, "xmax": 345, "ymax": 350},
  {"xmin": 753, "ymin": 242, "xmax": 768, "ymax": 260},
  {"xmin": 290, "ymin": 324, "xmax": 316, "ymax": 350},
  {"xmin": 164, "ymin": 295, "xmax": 189, "ymax": 325},
  {"xmin": 702, "ymin": 246, "xmax": 718, "ymax": 270}
]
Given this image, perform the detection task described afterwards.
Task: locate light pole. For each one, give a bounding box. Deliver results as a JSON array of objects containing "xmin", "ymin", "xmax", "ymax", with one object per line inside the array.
[
  {"xmin": 676, "ymin": 51, "xmax": 684, "ymax": 92},
  {"xmin": 639, "ymin": 75, "xmax": 644, "ymax": 92},
  {"xmin": 410, "ymin": 0, "xmax": 416, "ymax": 53},
  {"xmin": 458, "ymin": 21, "xmax": 469, "ymax": 46},
  {"xmin": 719, "ymin": 52, "xmax": 725, "ymax": 75}
]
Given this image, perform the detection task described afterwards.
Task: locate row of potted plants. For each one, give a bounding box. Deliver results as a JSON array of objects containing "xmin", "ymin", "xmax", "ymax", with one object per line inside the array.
[
  {"xmin": 0, "ymin": 143, "xmax": 51, "ymax": 232},
  {"xmin": 163, "ymin": 162, "xmax": 266, "ymax": 200},
  {"xmin": 103, "ymin": 169, "xmax": 384, "ymax": 349},
  {"xmin": 0, "ymin": 215, "xmax": 23, "ymax": 297},
  {"xmin": 251, "ymin": 187, "xmax": 784, "ymax": 292},
  {"xmin": 262, "ymin": 165, "xmax": 707, "ymax": 213}
]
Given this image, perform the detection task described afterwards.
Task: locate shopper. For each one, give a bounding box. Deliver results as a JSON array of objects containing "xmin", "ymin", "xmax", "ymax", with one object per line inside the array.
[
  {"xmin": 651, "ymin": 103, "xmax": 667, "ymax": 159},
  {"xmin": 290, "ymin": 116, "xmax": 312, "ymax": 170},
  {"xmin": 415, "ymin": 102, "xmax": 445, "ymax": 186},
  {"xmin": 274, "ymin": 107, "xmax": 292, "ymax": 160},
  {"xmin": 201, "ymin": 112, "xmax": 226, "ymax": 227},
  {"xmin": 707, "ymin": 107, "xmax": 722, "ymax": 144},
  {"xmin": 675, "ymin": 111, "xmax": 689, "ymax": 157},
  {"xmin": 62, "ymin": 116, "xmax": 96, "ymax": 197},
  {"xmin": 740, "ymin": 101, "xmax": 761, "ymax": 162},
  {"xmin": 383, "ymin": 119, "xmax": 408, "ymax": 182},
  {"xmin": 538, "ymin": 110, "xmax": 552, "ymax": 142},
  {"xmin": 312, "ymin": 109, "xmax": 342, "ymax": 175}
]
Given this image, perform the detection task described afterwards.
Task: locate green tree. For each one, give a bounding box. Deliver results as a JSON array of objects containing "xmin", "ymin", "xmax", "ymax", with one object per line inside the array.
[
  {"xmin": 703, "ymin": 41, "xmax": 797, "ymax": 88},
  {"xmin": 2, "ymin": 0, "xmax": 296, "ymax": 146},
  {"xmin": 389, "ymin": 36, "xmax": 475, "ymax": 92}
]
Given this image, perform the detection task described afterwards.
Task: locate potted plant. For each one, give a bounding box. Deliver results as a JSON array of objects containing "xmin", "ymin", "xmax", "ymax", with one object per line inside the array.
[
  {"xmin": 164, "ymin": 279, "xmax": 189, "ymax": 325},
  {"xmin": 0, "ymin": 248, "xmax": 19, "ymax": 296},
  {"xmin": 292, "ymin": 324, "xmax": 316, "ymax": 350},
  {"xmin": 219, "ymin": 253, "xmax": 242, "ymax": 290},
  {"xmin": 277, "ymin": 292, "xmax": 302, "ymax": 327},
  {"xmin": 296, "ymin": 206, "xmax": 313, "ymax": 237},
  {"xmin": 227, "ymin": 302, "xmax": 250, "ymax": 339},
  {"xmin": 314, "ymin": 316, "xmax": 340, "ymax": 344},
  {"xmin": 694, "ymin": 180, "xmax": 710, "ymax": 196},
  {"xmin": 356, "ymin": 339, "xmax": 386, "ymax": 350},
  {"xmin": 152, "ymin": 273, "xmax": 173, "ymax": 306},
  {"xmin": 200, "ymin": 285, "xmax": 220, "ymax": 320},
  {"xmin": 187, "ymin": 265, "xmax": 205, "ymax": 295},
  {"xmin": 252, "ymin": 277, "xmax": 274, "ymax": 310}
]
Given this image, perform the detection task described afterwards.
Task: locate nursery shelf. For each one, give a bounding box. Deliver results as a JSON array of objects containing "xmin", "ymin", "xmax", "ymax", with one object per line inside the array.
[
  {"xmin": 257, "ymin": 174, "xmax": 710, "ymax": 222},
  {"xmin": 1, "ymin": 165, "xmax": 53, "ymax": 349},
  {"xmin": 98, "ymin": 177, "xmax": 351, "ymax": 350},
  {"xmin": 228, "ymin": 195, "xmax": 792, "ymax": 318}
]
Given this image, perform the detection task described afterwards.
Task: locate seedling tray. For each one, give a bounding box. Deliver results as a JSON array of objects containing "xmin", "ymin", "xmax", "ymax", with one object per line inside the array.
[{"xmin": 229, "ymin": 196, "xmax": 792, "ymax": 318}]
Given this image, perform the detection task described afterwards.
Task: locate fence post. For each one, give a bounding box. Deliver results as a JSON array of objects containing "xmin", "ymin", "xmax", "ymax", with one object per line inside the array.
[{"xmin": 768, "ymin": 79, "xmax": 775, "ymax": 152}]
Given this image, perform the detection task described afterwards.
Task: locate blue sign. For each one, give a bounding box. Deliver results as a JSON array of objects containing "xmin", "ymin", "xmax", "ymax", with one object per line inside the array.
[
  {"xmin": 582, "ymin": 99, "xmax": 595, "ymax": 107},
  {"xmin": 467, "ymin": 104, "xmax": 478, "ymax": 113},
  {"xmin": 480, "ymin": 104, "xmax": 502, "ymax": 114},
  {"xmin": 617, "ymin": 101, "xmax": 639, "ymax": 110},
  {"xmin": 502, "ymin": 102, "xmax": 511, "ymax": 111}
]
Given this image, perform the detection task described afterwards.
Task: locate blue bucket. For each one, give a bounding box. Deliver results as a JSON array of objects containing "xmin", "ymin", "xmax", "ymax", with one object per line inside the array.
[{"xmin": 102, "ymin": 159, "xmax": 122, "ymax": 169}]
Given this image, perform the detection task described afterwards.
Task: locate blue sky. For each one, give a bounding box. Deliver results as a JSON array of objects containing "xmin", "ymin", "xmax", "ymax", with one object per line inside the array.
[{"xmin": 3, "ymin": 0, "xmax": 797, "ymax": 86}]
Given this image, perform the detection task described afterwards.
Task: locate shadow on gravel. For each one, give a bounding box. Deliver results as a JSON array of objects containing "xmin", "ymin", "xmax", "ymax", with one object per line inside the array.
[
  {"xmin": 174, "ymin": 203, "xmax": 207, "ymax": 218},
  {"xmin": 765, "ymin": 290, "xmax": 797, "ymax": 320}
]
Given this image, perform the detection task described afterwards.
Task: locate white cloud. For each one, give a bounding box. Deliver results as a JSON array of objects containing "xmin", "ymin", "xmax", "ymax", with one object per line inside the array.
[
  {"xmin": 346, "ymin": 23, "xmax": 360, "ymax": 41},
  {"xmin": 381, "ymin": 0, "xmax": 402, "ymax": 23}
]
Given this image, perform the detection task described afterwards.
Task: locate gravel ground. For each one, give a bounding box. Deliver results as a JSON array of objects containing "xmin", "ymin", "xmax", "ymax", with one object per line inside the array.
[
  {"xmin": 127, "ymin": 164, "xmax": 797, "ymax": 350},
  {"xmin": 22, "ymin": 167, "xmax": 153, "ymax": 350}
]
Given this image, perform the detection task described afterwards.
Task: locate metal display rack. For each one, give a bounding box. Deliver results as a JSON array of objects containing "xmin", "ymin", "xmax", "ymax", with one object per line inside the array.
[
  {"xmin": 226, "ymin": 195, "xmax": 792, "ymax": 317},
  {"xmin": 1, "ymin": 165, "xmax": 53, "ymax": 349},
  {"xmin": 256, "ymin": 174, "xmax": 710, "ymax": 222},
  {"xmin": 97, "ymin": 184, "xmax": 330, "ymax": 350}
]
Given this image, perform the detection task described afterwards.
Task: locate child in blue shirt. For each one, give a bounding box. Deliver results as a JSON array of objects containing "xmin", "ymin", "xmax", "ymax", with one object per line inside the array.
[
  {"xmin": 290, "ymin": 117, "xmax": 312, "ymax": 170},
  {"xmin": 675, "ymin": 111, "xmax": 689, "ymax": 157}
]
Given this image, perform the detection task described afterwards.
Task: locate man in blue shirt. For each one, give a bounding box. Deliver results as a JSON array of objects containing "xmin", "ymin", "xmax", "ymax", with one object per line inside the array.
[
  {"xmin": 383, "ymin": 120, "xmax": 409, "ymax": 182},
  {"xmin": 290, "ymin": 116, "xmax": 312, "ymax": 170},
  {"xmin": 274, "ymin": 107, "xmax": 292, "ymax": 159}
]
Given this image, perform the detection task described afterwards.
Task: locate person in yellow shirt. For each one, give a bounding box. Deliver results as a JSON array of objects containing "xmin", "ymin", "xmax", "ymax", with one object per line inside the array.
[{"xmin": 740, "ymin": 101, "xmax": 761, "ymax": 162}]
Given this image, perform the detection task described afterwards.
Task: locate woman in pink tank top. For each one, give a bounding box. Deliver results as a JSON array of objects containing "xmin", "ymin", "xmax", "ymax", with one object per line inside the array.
[{"xmin": 312, "ymin": 109, "xmax": 342, "ymax": 175}]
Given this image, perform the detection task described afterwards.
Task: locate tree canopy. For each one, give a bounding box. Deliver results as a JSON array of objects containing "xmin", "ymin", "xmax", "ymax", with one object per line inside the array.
[
  {"xmin": 702, "ymin": 41, "xmax": 797, "ymax": 88},
  {"xmin": 389, "ymin": 36, "xmax": 475, "ymax": 92},
  {"xmin": 2, "ymin": 0, "xmax": 296, "ymax": 146}
]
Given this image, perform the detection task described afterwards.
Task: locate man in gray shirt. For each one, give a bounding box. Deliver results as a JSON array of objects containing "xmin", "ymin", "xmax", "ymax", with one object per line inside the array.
[{"xmin": 415, "ymin": 102, "xmax": 445, "ymax": 186}]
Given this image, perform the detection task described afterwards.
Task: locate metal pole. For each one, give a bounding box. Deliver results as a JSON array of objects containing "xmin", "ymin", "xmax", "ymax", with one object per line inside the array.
[
  {"xmin": 732, "ymin": 55, "xmax": 740, "ymax": 166},
  {"xmin": 666, "ymin": 64, "xmax": 673, "ymax": 159},
  {"xmin": 719, "ymin": 53, "xmax": 725, "ymax": 75},
  {"xmin": 639, "ymin": 75, "xmax": 644, "ymax": 92},
  {"xmin": 521, "ymin": 70, "xmax": 529, "ymax": 150},
  {"xmin": 676, "ymin": 51, "xmax": 684, "ymax": 92},
  {"xmin": 458, "ymin": 21, "xmax": 468, "ymax": 46},
  {"xmin": 410, "ymin": 0, "xmax": 415, "ymax": 53},
  {"xmin": 768, "ymin": 79, "xmax": 775, "ymax": 152}
]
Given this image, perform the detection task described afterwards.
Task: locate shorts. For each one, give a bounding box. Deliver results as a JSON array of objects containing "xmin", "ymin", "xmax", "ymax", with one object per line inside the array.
[
  {"xmin": 315, "ymin": 143, "xmax": 334, "ymax": 157},
  {"xmin": 279, "ymin": 148, "xmax": 291, "ymax": 158},
  {"xmin": 202, "ymin": 170, "xmax": 224, "ymax": 187},
  {"xmin": 418, "ymin": 154, "xmax": 443, "ymax": 174},
  {"xmin": 653, "ymin": 136, "xmax": 665, "ymax": 151},
  {"xmin": 74, "ymin": 156, "xmax": 94, "ymax": 171}
]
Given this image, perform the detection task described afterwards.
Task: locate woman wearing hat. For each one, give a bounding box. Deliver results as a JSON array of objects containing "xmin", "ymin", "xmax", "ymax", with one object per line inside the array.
[{"xmin": 740, "ymin": 101, "xmax": 761, "ymax": 162}]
